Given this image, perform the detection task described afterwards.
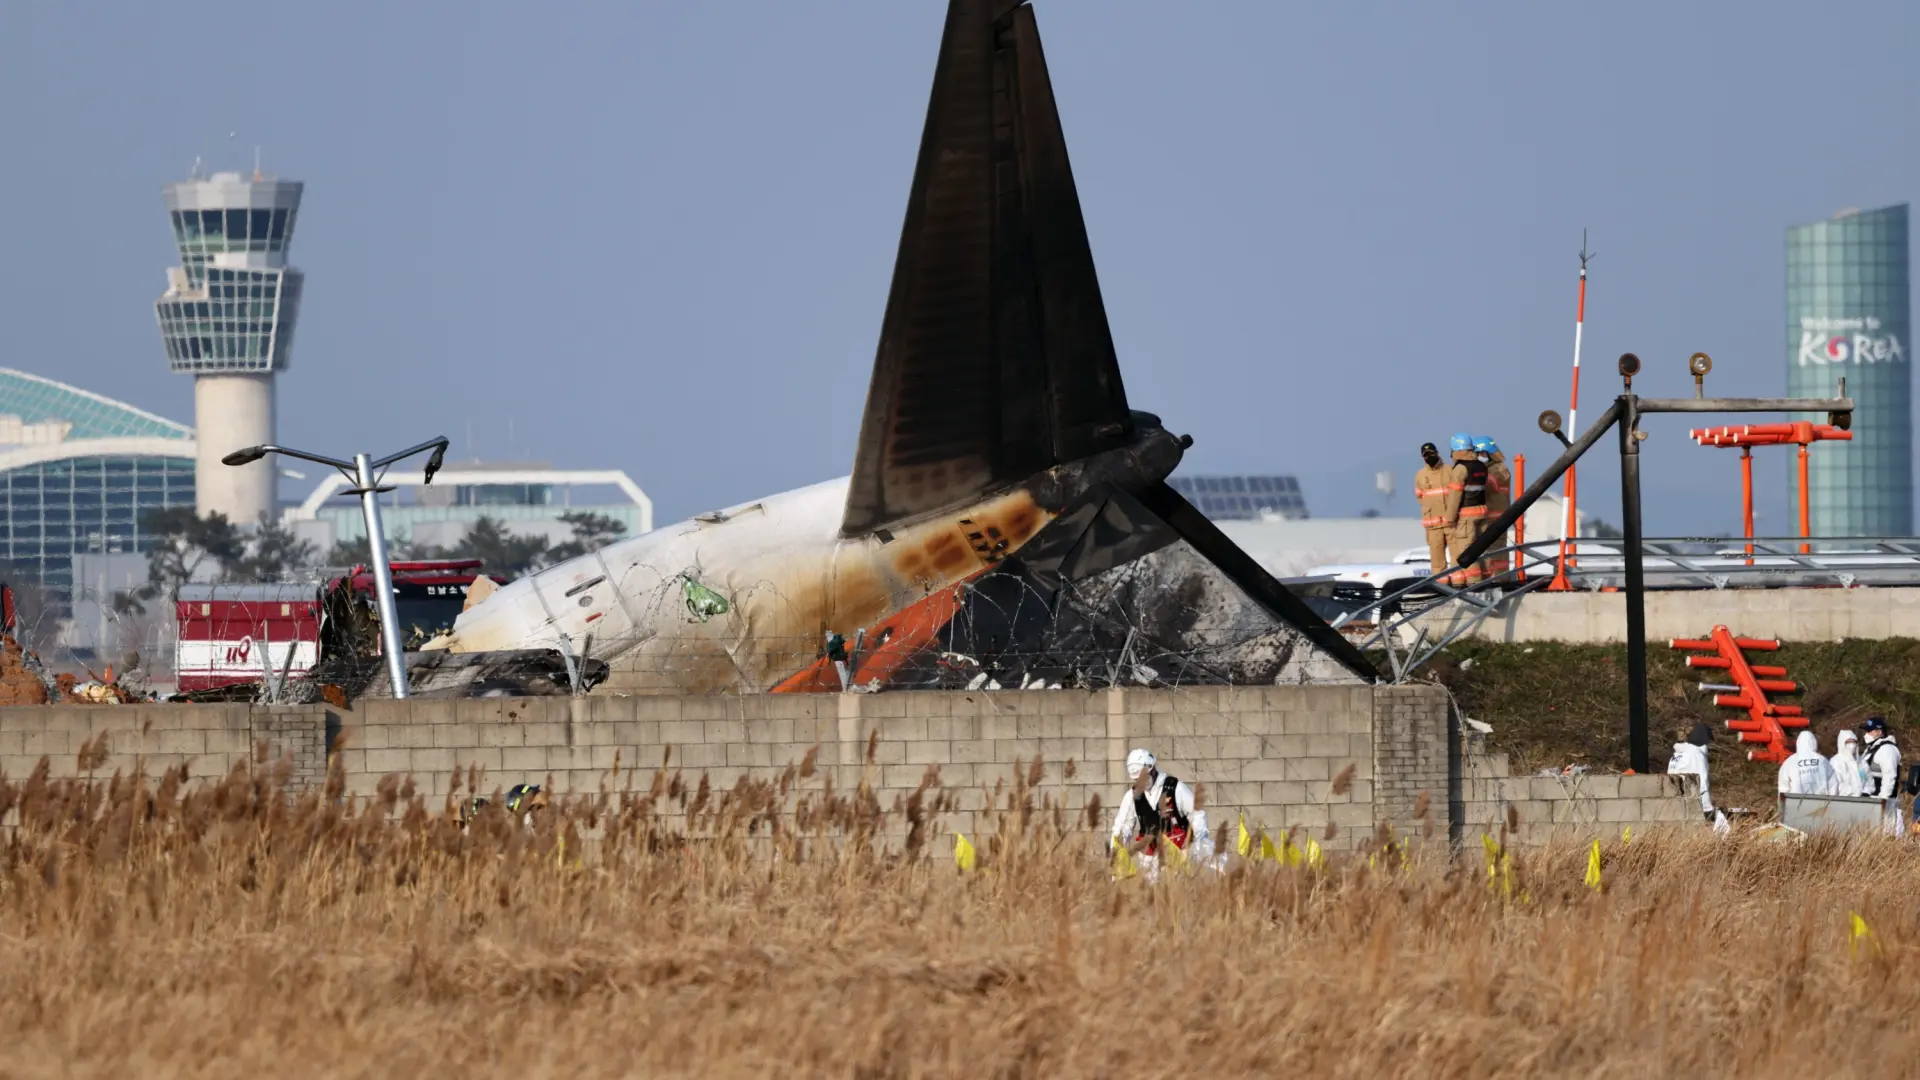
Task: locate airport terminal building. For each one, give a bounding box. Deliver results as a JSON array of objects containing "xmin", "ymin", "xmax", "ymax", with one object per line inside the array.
[
  {"xmin": 0, "ymin": 368, "xmax": 197, "ymax": 602},
  {"xmin": 1786, "ymin": 203, "xmax": 1911, "ymax": 536}
]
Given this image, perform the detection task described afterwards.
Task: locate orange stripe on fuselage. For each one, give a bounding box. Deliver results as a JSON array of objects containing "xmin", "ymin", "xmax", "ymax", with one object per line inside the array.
[{"xmin": 768, "ymin": 577, "xmax": 975, "ymax": 693}]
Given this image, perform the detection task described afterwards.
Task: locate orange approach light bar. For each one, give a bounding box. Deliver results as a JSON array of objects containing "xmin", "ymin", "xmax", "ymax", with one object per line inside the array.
[
  {"xmin": 1692, "ymin": 420, "xmax": 1852, "ymax": 555},
  {"xmin": 1670, "ymin": 627, "xmax": 1804, "ymax": 763}
]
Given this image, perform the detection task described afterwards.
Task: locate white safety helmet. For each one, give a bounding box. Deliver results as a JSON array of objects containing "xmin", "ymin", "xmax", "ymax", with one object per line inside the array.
[{"xmin": 1126, "ymin": 748, "xmax": 1157, "ymax": 781}]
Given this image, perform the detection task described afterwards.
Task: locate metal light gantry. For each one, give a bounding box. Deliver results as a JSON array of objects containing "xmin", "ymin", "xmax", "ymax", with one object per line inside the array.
[{"xmin": 1451, "ymin": 351, "xmax": 1852, "ymax": 772}]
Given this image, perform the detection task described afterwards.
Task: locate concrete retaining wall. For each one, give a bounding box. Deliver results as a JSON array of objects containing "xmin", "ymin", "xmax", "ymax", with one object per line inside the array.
[
  {"xmin": 1413, "ymin": 586, "xmax": 1920, "ymax": 645},
  {"xmin": 1455, "ymin": 742, "xmax": 1700, "ymax": 846},
  {"xmin": 0, "ymin": 685, "xmax": 1696, "ymax": 847},
  {"xmin": 0, "ymin": 703, "xmax": 330, "ymax": 787}
]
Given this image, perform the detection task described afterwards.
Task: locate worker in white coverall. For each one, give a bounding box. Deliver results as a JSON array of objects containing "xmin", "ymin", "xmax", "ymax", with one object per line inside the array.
[
  {"xmin": 1831, "ymin": 730, "xmax": 1869, "ymax": 798},
  {"xmin": 1110, "ymin": 749, "xmax": 1212, "ymax": 865},
  {"xmin": 1666, "ymin": 723, "xmax": 1721, "ymax": 825},
  {"xmin": 1777, "ymin": 731, "xmax": 1837, "ymax": 796}
]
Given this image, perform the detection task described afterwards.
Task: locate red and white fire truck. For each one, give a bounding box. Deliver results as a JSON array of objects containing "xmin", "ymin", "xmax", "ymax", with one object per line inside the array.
[{"xmin": 174, "ymin": 560, "xmax": 505, "ymax": 692}]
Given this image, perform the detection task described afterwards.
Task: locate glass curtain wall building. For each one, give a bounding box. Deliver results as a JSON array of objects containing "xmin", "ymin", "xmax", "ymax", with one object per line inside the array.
[
  {"xmin": 1786, "ymin": 204, "xmax": 1911, "ymax": 536},
  {"xmin": 0, "ymin": 369, "xmax": 196, "ymax": 601}
]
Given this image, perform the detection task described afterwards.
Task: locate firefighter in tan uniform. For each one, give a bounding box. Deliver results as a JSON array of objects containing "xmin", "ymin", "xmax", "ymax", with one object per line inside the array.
[
  {"xmin": 1414, "ymin": 442, "xmax": 1463, "ymax": 576},
  {"xmin": 1448, "ymin": 433, "xmax": 1489, "ymax": 586},
  {"xmin": 1475, "ymin": 435, "xmax": 1512, "ymax": 579}
]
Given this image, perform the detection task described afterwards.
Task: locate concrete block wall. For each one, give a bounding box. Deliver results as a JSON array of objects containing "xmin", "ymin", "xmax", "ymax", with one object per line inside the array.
[
  {"xmin": 326, "ymin": 686, "xmax": 1415, "ymax": 850},
  {"xmin": 1455, "ymin": 742, "xmax": 1701, "ymax": 846},
  {"xmin": 0, "ymin": 686, "xmax": 1445, "ymax": 851},
  {"xmin": 1372, "ymin": 685, "xmax": 1448, "ymax": 825},
  {"xmin": 0, "ymin": 685, "xmax": 1697, "ymax": 849},
  {"xmin": 0, "ymin": 703, "xmax": 327, "ymax": 789}
]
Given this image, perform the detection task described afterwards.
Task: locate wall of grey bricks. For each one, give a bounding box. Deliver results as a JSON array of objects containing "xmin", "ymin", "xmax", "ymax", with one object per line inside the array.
[
  {"xmin": 1456, "ymin": 739, "xmax": 1701, "ymax": 846},
  {"xmin": 327, "ymin": 687, "xmax": 1398, "ymax": 849},
  {"xmin": 0, "ymin": 684, "xmax": 1700, "ymax": 846},
  {"xmin": 0, "ymin": 703, "xmax": 329, "ymax": 789}
]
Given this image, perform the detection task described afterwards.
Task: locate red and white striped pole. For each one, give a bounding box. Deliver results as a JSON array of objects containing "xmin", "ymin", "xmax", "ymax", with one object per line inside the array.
[{"xmin": 1549, "ymin": 232, "xmax": 1592, "ymax": 592}]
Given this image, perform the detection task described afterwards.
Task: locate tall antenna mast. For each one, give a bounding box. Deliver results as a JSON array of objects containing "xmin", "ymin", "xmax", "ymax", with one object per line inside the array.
[{"xmin": 1549, "ymin": 231, "xmax": 1594, "ymax": 591}]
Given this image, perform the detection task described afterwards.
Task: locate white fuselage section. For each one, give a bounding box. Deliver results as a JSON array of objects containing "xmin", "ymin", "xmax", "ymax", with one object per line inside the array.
[{"xmin": 431, "ymin": 476, "xmax": 1053, "ymax": 694}]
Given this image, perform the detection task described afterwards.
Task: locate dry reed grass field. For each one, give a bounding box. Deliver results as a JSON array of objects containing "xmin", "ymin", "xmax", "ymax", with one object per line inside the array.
[{"xmin": 2, "ymin": 741, "xmax": 1918, "ymax": 1079}]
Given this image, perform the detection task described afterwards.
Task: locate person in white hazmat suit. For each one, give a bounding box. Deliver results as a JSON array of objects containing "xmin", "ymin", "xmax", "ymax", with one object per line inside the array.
[
  {"xmin": 1831, "ymin": 730, "xmax": 1869, "ymax": 798},
  {"xmin": 1110, "ymin": 749, "xmax": 1213, "ymax": 873},
  {"xmin": 1777, "ymin": 731, "xmax": 1837, "ymax": 796},
  {"xmin": 1667, "ymin": 723, "xmax": 1718, "ymax": 823}
]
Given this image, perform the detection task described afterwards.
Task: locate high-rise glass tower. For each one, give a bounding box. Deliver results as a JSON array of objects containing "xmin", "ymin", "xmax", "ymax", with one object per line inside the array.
[
  {"xmin": 154, "ymin": 170, "xmax": 304, "ymax": 526},
  {"xmin": 1786, "ymin": 203, "xmax": 1910, "ymax": 537}
]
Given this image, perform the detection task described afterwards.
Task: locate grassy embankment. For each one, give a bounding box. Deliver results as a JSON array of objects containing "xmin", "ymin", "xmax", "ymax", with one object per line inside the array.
[{"xmin": 1429, "ymin": 638, "xmax": 1920, "ymax": 811}]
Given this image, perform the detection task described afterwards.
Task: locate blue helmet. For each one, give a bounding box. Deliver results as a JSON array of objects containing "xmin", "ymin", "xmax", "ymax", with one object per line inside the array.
[
  {"xmin": 1449, "ymin": 433, "xmax": 1473, "ymax": 452},
  {"xmin": 1473, "ymin": 435, "xmax": 1499, "ymax": 455}
]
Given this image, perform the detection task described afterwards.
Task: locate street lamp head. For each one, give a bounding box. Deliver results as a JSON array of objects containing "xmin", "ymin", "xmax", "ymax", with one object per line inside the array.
[
  {"xmin": 1688, "ymin": 352, "xmax": 1713, "ymax": 377},
  {"xmin": 1538, "ymin": 410, "xmax": 1563, "ymax": 435},
  {"xmin": 1617, "ymin": 353, "xmax": 1642, "ymax": 379},
  {"xmin": 222, "ymin": 445, "xmax": 269, "ymax": 467},
  {"xmin": 423, "ymin": 443, "xmax": 447, "ymax": 485}
]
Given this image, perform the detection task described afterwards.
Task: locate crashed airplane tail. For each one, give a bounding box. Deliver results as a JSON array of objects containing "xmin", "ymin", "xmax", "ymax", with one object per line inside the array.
[
  {"xmin": 834, "ymin": 0, "xmax": 1375, "ymax": 683},
  {"xmin": 429, "ymin": 0, "xmax": 1378, "ymax": 692},
  {"xmin": 844, "ymin": 0, "xmax": 1134, "ymax": 537}
]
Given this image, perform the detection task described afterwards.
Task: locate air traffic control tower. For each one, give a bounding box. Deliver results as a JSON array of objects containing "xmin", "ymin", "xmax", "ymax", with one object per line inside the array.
[{"xmin": 153, "ymin": 169, "xmax": 304, "ymax": 526}]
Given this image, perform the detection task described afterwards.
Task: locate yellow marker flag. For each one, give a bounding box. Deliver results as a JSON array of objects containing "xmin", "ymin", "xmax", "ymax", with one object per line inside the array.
[
  {"xmin": 1481, "ymin": 834, "xmax": 1500, "ymax": 882},
  {"xmin": 1621, "ymin": 826, "xmax": 1632, "ymax": 845},
  {"xmin": 1305, "ymin": 838, "xmax": 1324, "ymax": 869},
  {"xmin": 1259, "ymin": 831, "xmax": 1279, "ymax": 863},
  {"xmin": 1236, "ymin": 814, "xmax": 1253, "ymax": 858},
  {"xmin": 1850, "ymin": 911, "xmax": 1872, "ymax": 958},
  {"xmin": 1583, "ymin": 839, "xmax": 1602, "ymax": 891},
  {"xmin": 954, "ymin": 833, "xmax": 977, "ymax": 872},
  {"xmin": 1113, "ymin": 842, "xmax": 1137, "ymax": 880}
]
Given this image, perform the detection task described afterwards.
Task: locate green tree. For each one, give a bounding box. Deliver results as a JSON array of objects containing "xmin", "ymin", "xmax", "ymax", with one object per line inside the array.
[
  {"xmin": 113, "ymin": 510, "xmax": 317, "ymax": 615},
  {"xmin": 324, "ymin": 534, "xmax": 424, "ymax": 569},
  {"xmin": 545, "ymin": 511, "xmax": 629, "ymax": 563},
  {"xmin": 447, "ymin": 517, "xmax": 553, "ymax": 579},
  {"xmin": 232, "ymin": 513, "xmax": 318, "ymax": 582},
  {"xmin": 321, "ymin": 513, "xmax": 617, "ymax": 583}
]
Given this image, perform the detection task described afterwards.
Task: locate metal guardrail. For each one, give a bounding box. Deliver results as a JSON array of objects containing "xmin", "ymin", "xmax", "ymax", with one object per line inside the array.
[
  {"xmin": 1307, "ymin": 534, "xmax": 1920, "ymax": 682},
  {"xmin": 1518, "ymin": 535, "xmax": 1920, "ymax": 590}
]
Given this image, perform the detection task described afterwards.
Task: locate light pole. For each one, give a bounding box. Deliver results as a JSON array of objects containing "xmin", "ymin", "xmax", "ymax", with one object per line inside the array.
[{"xmin": 222, "ymin": 436, "xmax": 449, "ymax": 699}]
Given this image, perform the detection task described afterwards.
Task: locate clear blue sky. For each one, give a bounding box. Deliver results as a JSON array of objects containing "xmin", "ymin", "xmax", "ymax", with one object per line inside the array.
[{"xmin": 2, "ymin": 0, "xmax": 1913, "ymax": 536}]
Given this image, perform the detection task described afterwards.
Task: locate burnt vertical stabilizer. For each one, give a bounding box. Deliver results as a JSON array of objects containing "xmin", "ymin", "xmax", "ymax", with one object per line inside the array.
[{"xmin": 843, "ymin": 0, "xmax": 1133, "ymax": 537}]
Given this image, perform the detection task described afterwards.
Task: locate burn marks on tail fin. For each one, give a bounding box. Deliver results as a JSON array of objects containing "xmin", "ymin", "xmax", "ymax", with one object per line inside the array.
[{"xmin": 842, "ymin": 0, "xmax": 1133, "ymax": 537}]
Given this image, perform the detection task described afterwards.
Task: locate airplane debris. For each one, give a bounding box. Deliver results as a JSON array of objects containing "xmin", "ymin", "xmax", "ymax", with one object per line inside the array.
[{"xmin": 429, "ymin": 0, "xmax": 1379, "ymax": 693}]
